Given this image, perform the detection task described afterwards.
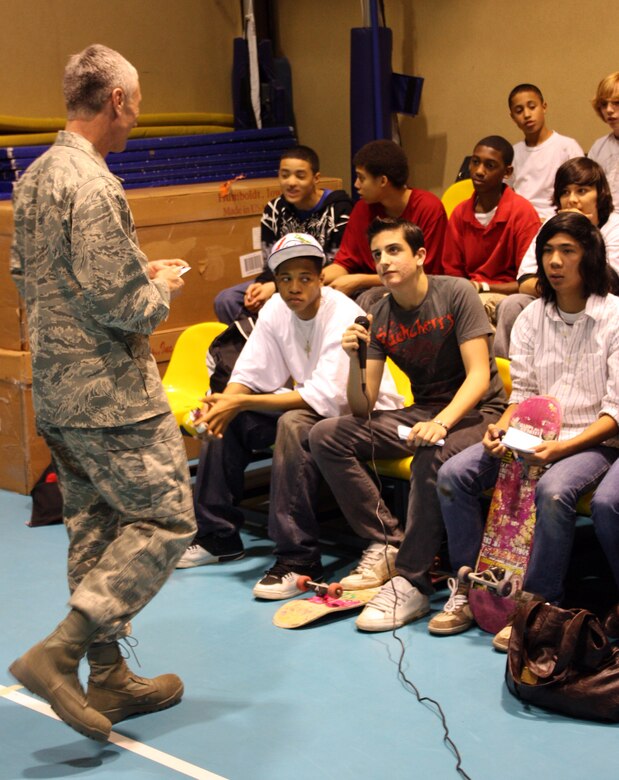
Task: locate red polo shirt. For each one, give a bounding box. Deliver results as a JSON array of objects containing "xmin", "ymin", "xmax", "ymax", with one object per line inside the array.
[
  {"xmin": 442, "ymin": 186, "xmax": 540, "ymax": 283},
  {"xmin": 334, "ymin": 188, "xmax": 447, "ymax": 276}
]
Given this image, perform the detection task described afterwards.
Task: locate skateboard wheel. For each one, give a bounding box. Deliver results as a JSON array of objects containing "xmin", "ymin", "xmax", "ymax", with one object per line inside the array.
[
  {"xmin": 296, "ymin": 575, "xmax": 312, "ymax": 592},
  {"xmin": 327, "ymin": 582, "xmax": 343, "ymax": 598},
  {"xmin": 496, "ymin": 579, "xmax": 513, "ymax": 597},
  {"xmin": 458, "ymin": 565, "xmax": 473, "ymax": 583}
]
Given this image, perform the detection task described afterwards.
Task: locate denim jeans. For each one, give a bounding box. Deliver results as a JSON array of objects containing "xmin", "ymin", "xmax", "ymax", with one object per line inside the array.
[
  {"xmin": 437, "ymin": 442, "xmax": 619, "ymax": 602},
  {"xmin": 590, "ymin": 456, "xmax": 619, "ymax": 591},
  {"xmin": 213, "ymin": 281, "xmax": 252, "ymax": 325},
  {"xmin": 310, "ymin": 405, "xmax": 499, "ymax": 595},
  {"xmin": 193, "ymin": 408, "xmax": 326, "ymax": 566}
]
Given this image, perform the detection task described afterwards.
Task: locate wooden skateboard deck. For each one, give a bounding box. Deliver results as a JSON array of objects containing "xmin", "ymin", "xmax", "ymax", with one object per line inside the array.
[
  {"xmin": 273, "ymin": 588, "xmax": 379, "ymax": 629},
  {"xmin": 468, "ymin": 396, "xmax": 562, "ymax": 633}
]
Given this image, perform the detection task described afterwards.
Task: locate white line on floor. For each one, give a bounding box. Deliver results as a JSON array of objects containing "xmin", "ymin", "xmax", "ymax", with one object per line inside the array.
[{"xmin": 0, "ymin": 686, "xmax": 229, "ymax": 780}]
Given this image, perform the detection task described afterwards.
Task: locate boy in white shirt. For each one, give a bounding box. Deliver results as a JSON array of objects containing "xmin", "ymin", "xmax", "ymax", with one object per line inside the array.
[
  {"xmin": 589, "ymin": 72, "xmax": 619, "ymax": 213},
  {"xmin": 508, "ymin": 83, "xmax": 583, "ymax": 220}
]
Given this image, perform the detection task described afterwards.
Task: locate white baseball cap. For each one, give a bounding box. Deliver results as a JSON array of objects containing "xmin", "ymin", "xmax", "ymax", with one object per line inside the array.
[{"xmin": 267, "ymin": 232, "xmax": 326, "ymax": 273}]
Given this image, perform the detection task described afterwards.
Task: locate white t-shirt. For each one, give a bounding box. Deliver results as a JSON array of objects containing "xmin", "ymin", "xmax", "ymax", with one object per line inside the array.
[
  {"xmin": 230, "ymin": 286, "xmax": 402, "ymax": 418},
  {"xmin": 589, "ymin": 133, "xmax": 619, "ymax": 213},
  {"xmin": 510, "ymin": 131, "xmax": 584, "ymax": 221},
  {"xmin": 516, "ymin": 211, "xmax": 619, "ymax": 280}
]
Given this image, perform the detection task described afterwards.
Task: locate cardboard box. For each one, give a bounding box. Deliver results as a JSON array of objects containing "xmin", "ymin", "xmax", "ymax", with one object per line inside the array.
[
  {"xmin": 0, "ymin": 175, "xmax": 342, "ymax": 349},
  {"xmin": 0, "ymin": 348, "xmax": 50, "ymax": 494}
]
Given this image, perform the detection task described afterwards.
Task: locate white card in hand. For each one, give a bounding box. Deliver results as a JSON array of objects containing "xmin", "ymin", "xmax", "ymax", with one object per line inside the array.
[
  {"xmin": 397, "ymin": 424, "xmax": 444, "ymax": 446},
  {"xmin": 501, "ymin": 426, "xmax": 543, "ymax": 454}
]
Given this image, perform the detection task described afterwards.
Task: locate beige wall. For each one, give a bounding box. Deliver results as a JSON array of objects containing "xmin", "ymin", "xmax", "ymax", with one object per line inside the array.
[
  {"xmin": 276, "ymin": 0, "xmax": 619, "ymax": 194},
  {"xmin": 1, "ymin": 0, "xmax": 617, "ymax": 196},
  {"xmin": 0, "ymin": 0, "xmax": 240, "ymax": 116}
]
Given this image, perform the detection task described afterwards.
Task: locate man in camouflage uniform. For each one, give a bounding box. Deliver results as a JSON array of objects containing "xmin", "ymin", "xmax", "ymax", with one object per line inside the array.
[{"xmin": 8, "ymin": 44, "xmax": 196, "ymax": 742}]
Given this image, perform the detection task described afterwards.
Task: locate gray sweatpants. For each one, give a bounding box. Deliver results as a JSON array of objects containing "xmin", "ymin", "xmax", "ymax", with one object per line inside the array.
[{"xmin": 309, "ymin": 405, "xmax": 499, "ymax": 594}]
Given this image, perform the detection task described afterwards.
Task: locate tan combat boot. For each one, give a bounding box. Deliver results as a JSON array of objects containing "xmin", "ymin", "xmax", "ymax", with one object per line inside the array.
[
  {"xmin": 9, "ymin": 609, "xmax": 111, "ymax": 742},
  {"xmin": 87, "ymin": 641, "xmax": 183, "ymax": 724}
]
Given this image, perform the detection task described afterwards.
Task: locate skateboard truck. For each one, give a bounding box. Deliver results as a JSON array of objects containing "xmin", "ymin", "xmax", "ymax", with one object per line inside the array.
[
  {"xmin": 296, "ymin": 576, "xmax": 343, "ymax": 599},
  {"xmin": 457, "ymin": 565, "xmax": 524, "ymax": 598}
]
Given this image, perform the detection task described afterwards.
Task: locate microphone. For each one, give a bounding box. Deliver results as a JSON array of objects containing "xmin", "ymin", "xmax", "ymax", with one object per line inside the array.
[{"xmin": 354, "ymin": 315, "xmax": 370, "ymax": 390}]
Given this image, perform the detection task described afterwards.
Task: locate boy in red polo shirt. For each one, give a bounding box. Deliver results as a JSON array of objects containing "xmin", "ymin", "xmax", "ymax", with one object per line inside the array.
[{"xmin": 442, "ymin": 136, "xmax": 540, "ymax": 321}]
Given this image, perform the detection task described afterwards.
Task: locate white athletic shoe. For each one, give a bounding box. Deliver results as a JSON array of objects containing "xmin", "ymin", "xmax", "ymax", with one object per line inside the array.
[{"xmin": 356, "ymin": 576, "xmax": 430, "ymax": 632}]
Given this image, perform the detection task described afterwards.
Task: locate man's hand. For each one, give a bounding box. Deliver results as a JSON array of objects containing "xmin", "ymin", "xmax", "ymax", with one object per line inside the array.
[
  {"xmin": 154, "ymin": 266, "xmax": 185, "ymax": 298},
  {"xmin": 244, "ymin": 281, "xmax": 275, "ymax": 313},
  {"xmin": 148, "ymin": 258, "xmax": 186, "ymax": 278}
]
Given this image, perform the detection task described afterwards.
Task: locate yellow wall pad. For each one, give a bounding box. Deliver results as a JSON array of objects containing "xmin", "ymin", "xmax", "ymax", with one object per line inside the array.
[{"xmin": 0, "ymin": 113, "xmax": 233, "ymax": 133}]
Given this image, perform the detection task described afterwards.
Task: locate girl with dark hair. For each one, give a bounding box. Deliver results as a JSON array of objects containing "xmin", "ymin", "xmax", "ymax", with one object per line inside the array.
[
  {"xmin": 494, "ymin": 157, "xmax": 619, "ymax": 356},
  {"xmin": 433, "ymin": 211, "xmax": 619, "ymax": 648}
]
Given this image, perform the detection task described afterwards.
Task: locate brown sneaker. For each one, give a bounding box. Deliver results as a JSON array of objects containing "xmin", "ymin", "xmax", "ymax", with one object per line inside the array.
[
  {"xmin": 87, "ymin": 642, "xmax": 183, "ymax": 724},
  {"xmin": 428, "ymin": 578, "xmax": 474, "ymax": 636}
]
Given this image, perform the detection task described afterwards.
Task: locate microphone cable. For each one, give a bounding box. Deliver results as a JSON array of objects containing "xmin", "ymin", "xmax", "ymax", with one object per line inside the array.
[{"xmin": 358, "ymin": 358, "xmax": 473, "ymax": 780}]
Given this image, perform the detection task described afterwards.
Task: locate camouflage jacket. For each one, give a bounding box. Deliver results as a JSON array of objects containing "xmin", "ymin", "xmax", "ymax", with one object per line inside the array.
[{"xmin": 10, "ymin": 131, "xmax": 171, "ymax": 428}]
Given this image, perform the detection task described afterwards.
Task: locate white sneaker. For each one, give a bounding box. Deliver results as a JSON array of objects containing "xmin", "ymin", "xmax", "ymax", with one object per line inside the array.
[
  {"xmin": 339, "ymin": 542, "xmax": 398, "ymax": 589},
  {"xmin": 176, "ymin": 535, "xmax": 245, "ymax": 569},
  {"xmin": 355, "ymin": 576, "xmax": 430, "ymax": 632}
]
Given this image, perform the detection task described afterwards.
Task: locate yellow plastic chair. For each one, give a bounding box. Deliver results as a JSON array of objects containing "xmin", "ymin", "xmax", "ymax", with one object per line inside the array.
[
  {"xmin": 441, "ymin": 178, "xmax": 474, "ymax": 218},
  {"xmin": 161, "ymin": 321, "xmax": 227, "ymax": 429},
  {"xmin": 373, "ymin": 358, "xmax": 414, "ymax": 481},
  {"xmin": 495, "ymin": 356, "xmax": 512, "ymax": 399}
]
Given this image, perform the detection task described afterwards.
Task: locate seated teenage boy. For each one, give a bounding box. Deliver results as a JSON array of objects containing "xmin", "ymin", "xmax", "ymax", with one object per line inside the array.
[
  {"xmin": 442, "ymin": 136, "xmax": 541, "ymax": 322},
  {"xmin": 508, "ymin": 83, "xmax": 583, "ymax": 220},
  {"xmin": 434, "ymin": 212, "xmax": 619, "ymax": 650},
  {"xmin": 309, "ymin": 217, "xmax": 507, "ymax": 632},
  {"xmin": 322, "ymin": 139, "xmax": 447, "ymax": 309},
  {"xmin": 589, "ymin": 72, "xmax": 619, "ymax": 213},
  {"xmin": 178, "ymin": 233, "xmax": 402, "ymax": 600},
  {"xmin": 214, "ymin": 145, "xmax": 353, "ymax": 324}
]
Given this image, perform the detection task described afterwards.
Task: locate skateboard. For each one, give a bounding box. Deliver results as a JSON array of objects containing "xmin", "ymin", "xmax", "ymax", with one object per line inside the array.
[
  {"xmin": 460, "ymin": 396, "xmax": 562, "ymax": 634},
  {"xmin": 273, "ymin": 576, "xmax": 379, "ymax": 629}
]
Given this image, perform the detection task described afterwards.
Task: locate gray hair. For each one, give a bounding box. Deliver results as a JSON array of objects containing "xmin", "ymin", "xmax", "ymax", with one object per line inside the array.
[{"xmin": 63, "ymin": 44, "xmax": 139, "ymax": 118}]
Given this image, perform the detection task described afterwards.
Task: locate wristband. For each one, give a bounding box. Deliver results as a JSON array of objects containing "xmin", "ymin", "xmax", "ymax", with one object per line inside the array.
[
  {"xmin": 480, "ymin": 281, "xmax": 490, "ymax": 292},
  {"xmin": 432, "ymin": 419, "xmax": 450, "ymax": 433}
]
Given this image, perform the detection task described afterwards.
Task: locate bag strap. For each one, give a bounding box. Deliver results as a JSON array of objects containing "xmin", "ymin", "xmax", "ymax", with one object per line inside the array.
[{"xmin": 233, "ymin": 316, "xmax": 256, "ymax": 341}]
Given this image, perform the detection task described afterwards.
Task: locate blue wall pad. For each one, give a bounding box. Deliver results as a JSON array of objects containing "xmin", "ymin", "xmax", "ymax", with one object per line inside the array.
[{"xmin": 0, "ymin": 126, "xmax": 296, "ymax": 199}]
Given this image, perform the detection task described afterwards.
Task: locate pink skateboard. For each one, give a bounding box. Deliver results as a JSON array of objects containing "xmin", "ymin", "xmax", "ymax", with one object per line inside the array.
[
  {"xmin": 462, "ymin": 396, "xmax": 562, "ymax": 633},
  {"xmin": 273, "ymin": 577, "xmax": 379, "ymax": 629}
]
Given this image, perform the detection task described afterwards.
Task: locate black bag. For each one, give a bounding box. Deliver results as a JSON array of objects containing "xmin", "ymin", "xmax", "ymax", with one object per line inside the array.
[
  {"xmin": 506, "ymin": 600, "xmax": 619, "ymax": 721},
  {"xmin": 206, "ymin": 317, "xmax": 256, "ymax": 393},
  {"xmin": 29, "ymin": 464, "xmax": 63, "ymax": 527}
]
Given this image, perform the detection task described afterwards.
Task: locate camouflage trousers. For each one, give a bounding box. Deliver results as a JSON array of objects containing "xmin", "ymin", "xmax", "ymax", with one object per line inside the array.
[{"xmin": 38, "ymin": 412, "xmax": 196, "ymax": 641}]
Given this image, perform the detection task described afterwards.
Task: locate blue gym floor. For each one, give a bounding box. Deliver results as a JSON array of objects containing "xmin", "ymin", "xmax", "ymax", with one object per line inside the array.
[{"xmin": 1, "ymin": 485, "xmax": 618, "ymax": 780}]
